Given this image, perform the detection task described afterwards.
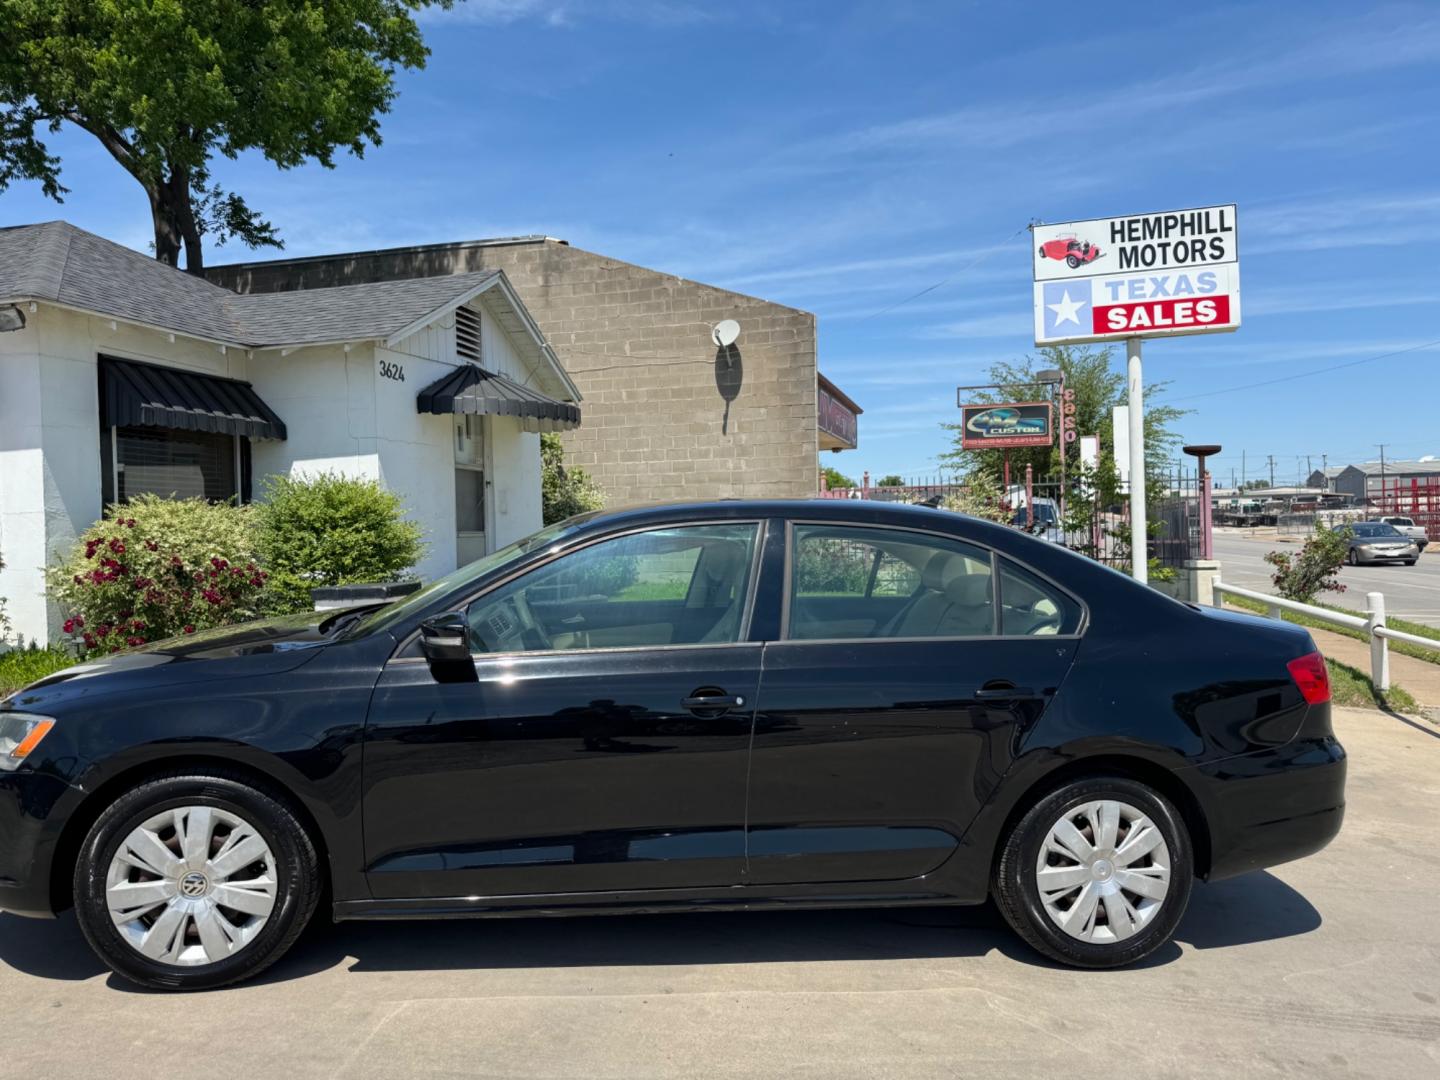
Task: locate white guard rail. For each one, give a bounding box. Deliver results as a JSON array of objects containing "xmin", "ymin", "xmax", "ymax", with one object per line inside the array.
[{"xmin": 1211, "ymin": 578, "xmax": 1439, "ymax": 692}]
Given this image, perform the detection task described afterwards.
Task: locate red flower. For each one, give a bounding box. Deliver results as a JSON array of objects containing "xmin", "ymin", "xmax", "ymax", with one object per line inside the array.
[
  {"xmin": 184, "ymin": 625, "xmax": 196, "ymax": 634},
  {"xmin": 73, "ymin": 574, "xmax": 84, "ymax": 585},
  {"xmin": 131, "ymin": 620, "xmax": 146, "ymax": 632},
  {"xmin": 82, "ymin": 632, "xmax": 97, "ymax": 648},
  {"xmin": 144, "ymin": 540, "xmax": 159, "ymax": 551},
  {"xmin": 193, "ymin": 572, "xmax": 205, "ymax": 582},
  {"xmin": 210, "ymin": 557, "xmax": 228, "ymax": 570},
  {"xmin": 125, "ymin": 518, "xmax": 136, "ymax": 528},
  {"xmin": 109, "ymin": 538, "xmax": 126, "ymax": 554},
  {"xmin": 62, "ymin": 618, "xmax": 76, "ymax": 634},
  {"xmin": 109, "ymin": 645, "xmax": 121, "ymax": 654},
  {"xmin": 172, "ymin": 556, "xmax": 183, "ymax": 566},
  {"xmin": 118, "ymin": 610, "xmax": 132, "ymax": 620},
  {"xmin": 96, "ymin": 623, "xmax": 111, "ymax": 637},
  {"xmin": 209, "ymin": 569, "xmax": 219, "ymax": 579},
  {"xmin": 73, "ymin": 615, "xmax": 85, "ymax": 628},
  {"xmin": 125, "ymin": 635, "xmax": 145, "ymax": 647},
  {"xmin": 249, "ymin": 577, "xmax": 263, "ymax": 587}
]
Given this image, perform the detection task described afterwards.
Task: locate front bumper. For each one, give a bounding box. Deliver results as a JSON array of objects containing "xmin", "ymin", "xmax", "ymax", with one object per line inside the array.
[
  {"xmin": 0, "ymin": 769, "xmax": 81, "ymax": 918},
  {"xmin": 1193, "ymin": 736, "xmax": 1346, "ymax": 882}
]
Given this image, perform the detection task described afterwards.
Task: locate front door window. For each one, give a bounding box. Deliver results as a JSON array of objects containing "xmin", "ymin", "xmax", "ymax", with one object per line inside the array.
[{"xmin": 466, "ymin": 523, "xmax": 759, "ymax": 653}]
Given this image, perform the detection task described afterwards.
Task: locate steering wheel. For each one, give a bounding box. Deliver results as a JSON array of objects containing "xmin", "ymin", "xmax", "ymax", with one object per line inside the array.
[{"xmin": 510, "ymin": 590, "xmax": 553, "ymax": 650}]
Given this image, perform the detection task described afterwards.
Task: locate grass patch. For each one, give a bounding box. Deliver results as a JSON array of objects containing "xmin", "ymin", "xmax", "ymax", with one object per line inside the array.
[
  {"xmin": 1325, "ymin": 657, "xmax": 1418, "ymax": 713},
  {"xmin": 0, "ymin": 645, "xmax": 75, "ymax": 698},
  {"xmin": 1226, "ymin": 593, "xmax": 1440, "ymax": 666}
]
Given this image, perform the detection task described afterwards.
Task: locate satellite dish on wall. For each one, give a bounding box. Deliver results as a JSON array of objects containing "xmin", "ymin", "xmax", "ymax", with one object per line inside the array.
[{"xmin": 711, "ymin": 319, "xmax": 741, "ymax": 348}]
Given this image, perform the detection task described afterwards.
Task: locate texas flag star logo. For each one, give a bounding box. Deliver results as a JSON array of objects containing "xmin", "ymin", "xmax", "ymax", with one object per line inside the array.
[{"xmin": 1043, "ymin": 281, "xmax": 1089, "ymax": 336}]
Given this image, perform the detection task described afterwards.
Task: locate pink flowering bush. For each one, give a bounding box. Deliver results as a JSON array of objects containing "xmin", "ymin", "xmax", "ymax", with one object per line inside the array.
[{"xmin": 45, "ymin": 495, "xmax": 266, "ymax": 656}]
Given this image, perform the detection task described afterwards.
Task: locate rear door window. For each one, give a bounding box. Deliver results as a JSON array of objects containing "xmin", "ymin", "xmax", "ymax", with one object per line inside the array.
[{"xmin": 787, "ymin": 525, "xmax": 995, "ymax": 640}]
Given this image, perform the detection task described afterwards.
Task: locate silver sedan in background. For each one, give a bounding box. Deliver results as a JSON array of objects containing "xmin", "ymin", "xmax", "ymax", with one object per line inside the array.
[{"xmin": 1335, "ymin": 521, "xmax": 1420, "ymax": 566}]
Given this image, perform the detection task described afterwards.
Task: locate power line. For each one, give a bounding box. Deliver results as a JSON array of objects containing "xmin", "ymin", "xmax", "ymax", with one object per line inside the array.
[
  {"xmin": 863, "ymin": 223, "xmax": 1032, "ymax": 321},
  {"xmin": 1168, "ymin": 337, "xmax": 1440, "ymax": 403}
]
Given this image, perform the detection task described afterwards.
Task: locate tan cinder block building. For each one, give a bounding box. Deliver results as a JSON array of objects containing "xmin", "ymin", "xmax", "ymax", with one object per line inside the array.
[{"xmin": 209, "ymin": 238, "xmax": 860, "ymax": 506}]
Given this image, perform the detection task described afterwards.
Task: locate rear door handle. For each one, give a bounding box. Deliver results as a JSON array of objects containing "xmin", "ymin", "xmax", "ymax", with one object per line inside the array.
[
  {"xmin": 681, "ymin": 693, "xmax": 745, "ymax": 711},
  {"xmin": 975, "ymin": 686, "xmax": 1036, "ymax": 701}
]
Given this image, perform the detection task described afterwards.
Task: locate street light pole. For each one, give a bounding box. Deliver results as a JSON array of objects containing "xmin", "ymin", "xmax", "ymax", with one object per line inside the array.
[{"xmin": 1127, "ymin": 338, "xmax": 1147, "ymax": 583}]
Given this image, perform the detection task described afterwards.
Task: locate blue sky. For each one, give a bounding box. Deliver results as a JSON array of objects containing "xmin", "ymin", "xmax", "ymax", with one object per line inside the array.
[{"xmin": 5, "ymin": 0, "xmax": 1439, "ymax": 486}]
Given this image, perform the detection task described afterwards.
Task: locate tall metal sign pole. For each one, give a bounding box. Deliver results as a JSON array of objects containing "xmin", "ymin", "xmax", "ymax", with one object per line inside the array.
[
  {"xmin": 1031, "ymin": 204, "xmax": 1241, "ymax": 585},
  {"xmin": 1126, "ymin": 338, "xmax": 1147, "ymax": 581}
]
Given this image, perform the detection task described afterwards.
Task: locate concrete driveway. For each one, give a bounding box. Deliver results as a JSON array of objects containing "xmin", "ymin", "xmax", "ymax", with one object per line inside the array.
[{"xmin": 2, "ymin": 706, "xmax": 1437, "ymax": 1079}]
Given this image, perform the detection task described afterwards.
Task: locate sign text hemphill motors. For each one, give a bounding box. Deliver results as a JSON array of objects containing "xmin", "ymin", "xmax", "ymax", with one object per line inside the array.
[
  {"xmin": 959, "ymin": 402, "xmax": 1054, "ymax": 450},
  {"xmin": 1032, "ymin": 203, "xmax": 1240, "ymax": 346}
]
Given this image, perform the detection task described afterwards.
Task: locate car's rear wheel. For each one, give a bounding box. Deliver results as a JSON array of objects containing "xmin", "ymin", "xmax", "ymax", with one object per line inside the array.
[
  {"xmin": 1066, "ymin": 254, "xmax": 1081, "ymax": 268},
  {"xmin": 994, "ymin": 776, "xmax": 1193, "ymax": 968},
  {"xmin": 73, "ymin": 770, "xmax": 320, "ymax": 991}
]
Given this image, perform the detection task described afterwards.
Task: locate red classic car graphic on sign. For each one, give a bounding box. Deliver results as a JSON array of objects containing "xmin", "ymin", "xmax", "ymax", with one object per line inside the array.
[{"xmin": 1037, "ymin": 233, "xmax": 1103, "ymax": 270}]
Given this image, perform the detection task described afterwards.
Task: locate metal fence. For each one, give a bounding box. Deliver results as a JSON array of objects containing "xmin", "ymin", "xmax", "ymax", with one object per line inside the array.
[
  {"xmin": 1369, "ymin": 477, "xmax": 1440, "ymax": 540},
  {"xmin": 818, "ymin": 465, "xmax": 1206, "ymax": 573}
]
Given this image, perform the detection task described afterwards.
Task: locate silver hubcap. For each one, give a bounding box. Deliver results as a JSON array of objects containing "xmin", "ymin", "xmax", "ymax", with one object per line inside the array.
[
  {"xmin": 1035, "ymin": 798, "xmax": 1171, "ymax": 944},
  {"xmin": 105, "ymin": 805, "xmax": 278, "ymax": 967}
]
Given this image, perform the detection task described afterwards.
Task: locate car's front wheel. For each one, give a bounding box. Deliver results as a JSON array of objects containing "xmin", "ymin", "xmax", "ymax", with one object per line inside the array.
[
  {"xmin": 73, "ymin": 770, "xmax": 320, "ymax": 990},
  {"xmin": 994, "ymin": 776, "xmax": 1193, "ymax": 968}
]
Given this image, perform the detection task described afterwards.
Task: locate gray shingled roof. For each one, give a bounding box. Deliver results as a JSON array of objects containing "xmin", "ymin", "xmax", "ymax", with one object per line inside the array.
[
  {"xmin": 1342, "ymin": 460, "xmax": 1440, "ymax": 476},
  {"xmin": 0, "ymin": 221, "xmax": 506, "ymax": 348}
]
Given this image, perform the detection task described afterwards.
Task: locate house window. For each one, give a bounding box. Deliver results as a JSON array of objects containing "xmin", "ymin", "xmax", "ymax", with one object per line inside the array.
[
  {"xmin": 101, "ymin": 426, "xmax": 246, "ymax": 504},
  {"xmin": 454, "ymin": 413, "xmax": 487, "ymax": 565}
]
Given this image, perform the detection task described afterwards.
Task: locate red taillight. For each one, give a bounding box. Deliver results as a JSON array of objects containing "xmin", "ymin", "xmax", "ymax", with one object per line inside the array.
[{"xmin": 1287, "ymin": 651, "xmax": 1331, "ymax": 705}]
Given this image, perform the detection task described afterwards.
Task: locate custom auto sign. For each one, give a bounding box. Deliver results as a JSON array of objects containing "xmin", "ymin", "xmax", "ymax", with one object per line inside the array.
[
  {"xmin": 1032, "ymin": 205, "xmax": 1240, "ymax": 346},
  {"xmin": 959, "ymin": 402, "xmax": 1054, "ymax": 450}
]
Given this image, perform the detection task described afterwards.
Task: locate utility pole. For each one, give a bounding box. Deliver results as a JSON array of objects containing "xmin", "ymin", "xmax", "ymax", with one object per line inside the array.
[
  {"xmin": 1241, "ymin": 449, "xmax": 1246, "ymax": 488},
  {"xmin": 1306, "ymin": 454, "xmax": 1313, "ymax": 482},
  {"xmin": 1376, "ymin": 443, "xmax": 1389, "ymax": 508},
  {"xmin": 1266, "ymin": 454, "xmax": 1276, "ymax": 488}
]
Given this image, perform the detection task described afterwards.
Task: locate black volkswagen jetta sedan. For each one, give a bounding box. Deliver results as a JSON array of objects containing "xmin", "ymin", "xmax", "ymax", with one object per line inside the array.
[{"xmin": 0, "ymin": 500, "xmax": 1345, "ymax": 989}]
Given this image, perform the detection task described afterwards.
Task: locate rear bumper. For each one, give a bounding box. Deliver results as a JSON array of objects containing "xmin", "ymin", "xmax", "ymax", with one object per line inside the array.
[{"xmin": 1192, "ymin": 736, "xmax": 1346, "ymax": 882}]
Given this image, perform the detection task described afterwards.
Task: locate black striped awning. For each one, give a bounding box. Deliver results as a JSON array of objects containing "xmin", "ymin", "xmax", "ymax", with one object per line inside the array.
[
  {"xmin": 99, "ymin": 356, "xmax": 287, "ymax": 440},
  {"xmin": 417, "ymin": 364, "xmax": 580, "ymax": 432}
]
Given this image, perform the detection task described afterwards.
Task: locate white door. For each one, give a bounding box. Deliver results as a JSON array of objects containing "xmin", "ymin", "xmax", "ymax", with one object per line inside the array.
[{"xmin": 454, "ymin": 414, "xmax": 490, "ymax": 566}]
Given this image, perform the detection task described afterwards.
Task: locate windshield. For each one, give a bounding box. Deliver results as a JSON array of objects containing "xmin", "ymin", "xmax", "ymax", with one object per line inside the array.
[
  {"xmin": 1352, "ymin": 523, "xmax": 1402, "ymax": 538},
  {"xmin": 345, "ymin": 518, "xmax": 583, "ymax": 638}
]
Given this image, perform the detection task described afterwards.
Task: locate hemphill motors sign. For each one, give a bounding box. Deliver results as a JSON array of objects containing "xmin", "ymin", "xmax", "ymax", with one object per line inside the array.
[{"xmin": 1032, "ymin": 204, "xmax": 1240, "ymax": 346}]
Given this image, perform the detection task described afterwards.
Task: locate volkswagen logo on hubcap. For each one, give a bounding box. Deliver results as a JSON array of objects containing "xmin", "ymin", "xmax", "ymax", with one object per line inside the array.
[{"xmin": 179, "ymin": 871, "xmax": 210, "ymax": 898}]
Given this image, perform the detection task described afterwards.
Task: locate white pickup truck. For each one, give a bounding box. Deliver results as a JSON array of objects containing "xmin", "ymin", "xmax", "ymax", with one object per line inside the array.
[{"xmin": 1380, "ymin": 516, "xmax": 1430, "ymax": 552}]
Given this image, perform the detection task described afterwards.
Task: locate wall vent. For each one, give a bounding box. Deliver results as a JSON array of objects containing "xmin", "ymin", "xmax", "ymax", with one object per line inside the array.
[{"xmin": 456, "ymin": 306, "xmax": 482, "ymax": 361}]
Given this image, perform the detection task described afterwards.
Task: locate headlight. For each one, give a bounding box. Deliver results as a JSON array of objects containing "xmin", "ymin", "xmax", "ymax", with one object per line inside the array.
[{"xmin": 0, "ymin": 713, "xmax": 56, "ymax": 771}]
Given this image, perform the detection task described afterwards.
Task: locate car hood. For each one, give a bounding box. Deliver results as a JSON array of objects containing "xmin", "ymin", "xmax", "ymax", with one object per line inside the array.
[{"xmin": 2, "ymin": 608, "xmax": 377, "ymax": 707}]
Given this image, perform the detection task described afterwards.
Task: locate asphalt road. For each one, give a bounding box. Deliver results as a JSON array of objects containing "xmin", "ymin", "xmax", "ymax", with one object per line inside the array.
[
  {"xmin": 1212, "ymin": 531, "xmax": 1440, "ymax": 627},
  {"xmin": 1, "ymin": 706, "xmax": 1437, "ymax": 1080}
]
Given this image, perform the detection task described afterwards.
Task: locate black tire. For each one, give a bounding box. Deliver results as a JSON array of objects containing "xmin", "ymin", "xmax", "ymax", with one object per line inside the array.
[
  {"xmin": 1347, "ymin": 549, "xmax": 1358, "ymax": 566},
  {"xmin": 993, "ymin": 776, "xmax": 1193, "ymax": 969},
  {"xmin": 72, "ymin": 770, "xmax": 320, "ymax": 991},
  {"xmin": 1405, "ymin": 559, "xmax": 1418, "ymax": 566},
  {"xmin": 1066, "ymin": 254, "xmax": 1081, "ymax": 268}
]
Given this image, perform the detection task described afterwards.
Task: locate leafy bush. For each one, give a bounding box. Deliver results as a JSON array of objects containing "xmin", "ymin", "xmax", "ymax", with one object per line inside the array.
[
  {"xmin": 0, "ymin": 551, "xmax": 11, "ymax": 645},
  {"xmin": 541, "ymin": 433, "xmax": 604, "ymax": 525},
  {"xmin": 821, "ymin": 465, "xmax": 855, "ymax": 490},
  {"xmin": 940, "ymin": 473, "xmax": 1010, "ymax": 523},
  {"xmin": 254, "ymin": 473, "xmax": 426, "ymax": 614},
  {"xmin": 0, "ymin": 645, "xmax": 74, "ymax": 698},
  {"xmin": 875, "ymin": 474, "xmax": 905, "ymax": 488},
  {"xmin": 45, "ymin": 495, "xmax": 265, "ymax": 656},
  {"xmin": 1265, "ymin": 527, "xmax": 1350, "ymax": 603}
]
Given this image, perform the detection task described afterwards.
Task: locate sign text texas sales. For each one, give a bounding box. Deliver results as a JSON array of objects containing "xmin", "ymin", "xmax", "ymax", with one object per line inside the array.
[{"xmin": 1032, "ymin": 205, "xmax": 1240, "ymax": 346}]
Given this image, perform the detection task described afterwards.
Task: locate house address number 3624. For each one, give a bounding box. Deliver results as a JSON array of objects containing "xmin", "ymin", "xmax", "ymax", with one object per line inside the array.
[{"xmin": 379, "ymin": 360, "xmax": 406, "ymax": 382}]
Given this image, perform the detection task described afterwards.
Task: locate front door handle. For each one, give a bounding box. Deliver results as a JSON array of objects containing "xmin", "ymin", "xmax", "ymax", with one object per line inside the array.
[
  {"xmin": 681, "ymin": 693, "xmax": 746, "ymax": 713},
  {"xmin": 975, "ymin": 685, "xmax": 1036, "ymax": 701}
]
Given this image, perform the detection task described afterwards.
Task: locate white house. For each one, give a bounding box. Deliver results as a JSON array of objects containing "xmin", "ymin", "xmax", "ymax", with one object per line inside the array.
[{"xmin": 0, "ymin": 221, "xmax": 581, "ymax": 645}]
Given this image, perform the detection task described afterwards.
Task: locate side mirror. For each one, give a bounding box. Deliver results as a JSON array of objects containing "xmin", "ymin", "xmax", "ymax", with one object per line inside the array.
[{"xmin": 418, "ymin": 612, "xmax": 472, "ymax": 664}]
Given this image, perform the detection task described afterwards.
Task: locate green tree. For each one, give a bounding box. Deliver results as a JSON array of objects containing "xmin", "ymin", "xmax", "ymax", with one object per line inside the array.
[
  {"xmin": 253, "ymin": 474, "xmax": 425, "ymax": 614},
  {"xmin": 0, "ymin": 0, "xmax": 447, "ymax": 273},
  {"xmin": 821, "ymin": 466, "xmax": 856, "ymax": 490},
  {"xmin": 541, "ymin": 433, "xmax": 605, "ymax": 525},
  {"xmin": 940, "ymin": 344, "xmax": 1185, "ymax": 490},
  {"xmin": 875, "ymin": 474, "xmax": 906, "ymax": 488}
]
